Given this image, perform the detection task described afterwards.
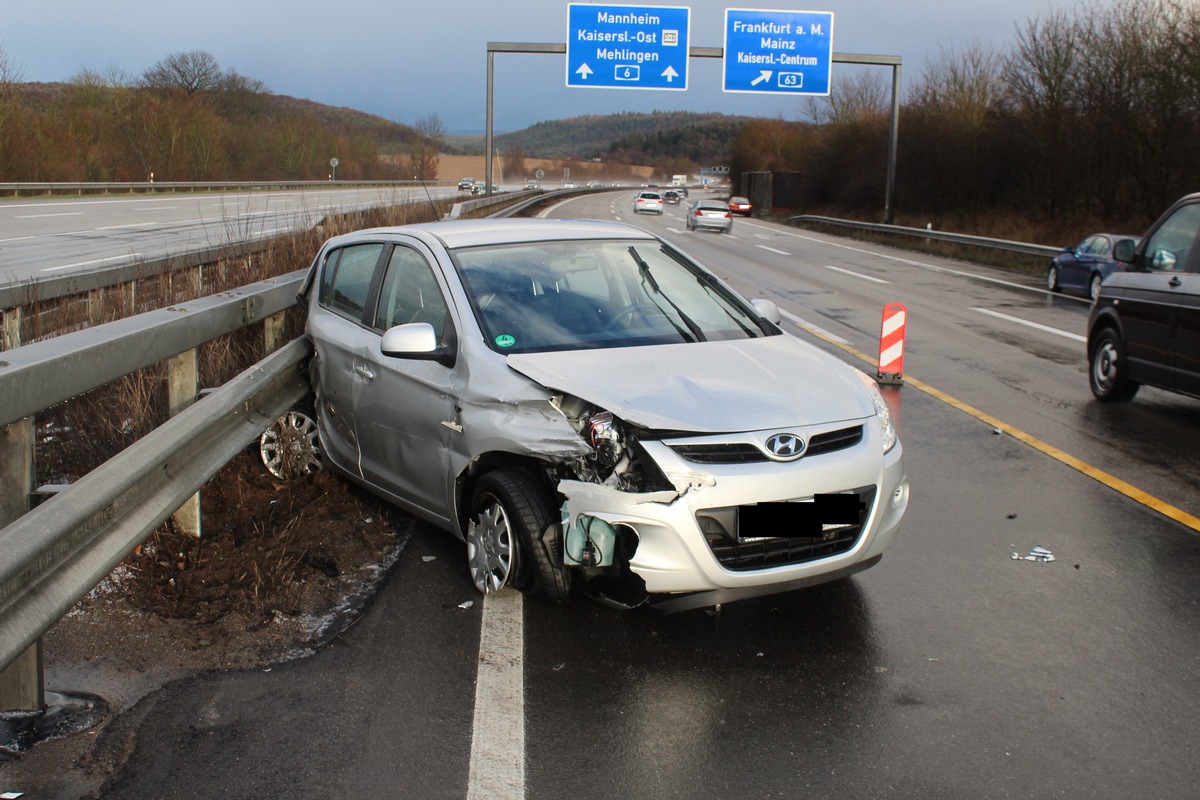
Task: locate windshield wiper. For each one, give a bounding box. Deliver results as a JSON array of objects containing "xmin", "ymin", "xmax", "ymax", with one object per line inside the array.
[{"xmin": 627, "ymin": 246, "xmax": 705, "ymax": 342}]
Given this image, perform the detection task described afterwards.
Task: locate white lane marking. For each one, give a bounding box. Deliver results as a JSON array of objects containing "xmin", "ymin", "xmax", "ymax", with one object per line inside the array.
[
  {"xmin": 972, "ymin": 307, "xmax": 1086, "ymax": 342},
  {"xmin": 738, "ymin": 219, "xmax": 1056, "ymax": 296},
  {"xmin": 133, "ymin": 206, "xmax": 177, "ymax": 211},
  {"xmin": 780, "ymin": 309, "xmax": 851, "ymax": 344},
  {"xmin": 40, "ymin": 254, "xmax": 143, "ymax": 272},
  {"xmin": 824, "ymin": 264, "xmax": 891, "ymax": 284},
  {"xmin": 15, "ymin": 212, "xmax": 85, "ymax": 219},
  {"xmin": 756, "ymin": 245, "xmax": 790, "ymax": 256},
  {"xmin": 466, "ymin": 591, "xmax": 525, "ymax": 800}
]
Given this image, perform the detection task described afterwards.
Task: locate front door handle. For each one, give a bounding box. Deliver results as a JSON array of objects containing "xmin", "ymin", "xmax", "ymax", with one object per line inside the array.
[
  {"xmin": 354, "ymin": 364, "xmax": 375, "ymax": 380},
  {"xmin": 1169, "ymin": 276, "xmax": 1182, "ymax": 287}
]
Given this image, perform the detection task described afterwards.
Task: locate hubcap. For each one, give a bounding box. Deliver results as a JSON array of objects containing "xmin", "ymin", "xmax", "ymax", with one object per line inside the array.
[
  {"xmin": 1093, "ymin": 342, "xmax": 1119, "ymax": 391},
  {"xmin": 259, "ymin": 411, "xmax": 321, "ymax": 479},
  {"xmin": 466, "ymin": 499, "xmax": 514, "ymax": 594}
]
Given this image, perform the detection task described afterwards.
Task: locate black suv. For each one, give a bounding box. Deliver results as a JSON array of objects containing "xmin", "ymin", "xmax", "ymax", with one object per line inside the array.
[{"xmin": 1087, "ymin": 192, "xmax": 1200, "ymax": 402}]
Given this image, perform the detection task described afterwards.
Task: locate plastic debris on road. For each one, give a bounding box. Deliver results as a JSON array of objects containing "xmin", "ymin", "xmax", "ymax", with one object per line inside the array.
[
  {"xmin": 457, "ymin": 600, "xmax": 475, "ymax": 609},
  {"xmin": 1011, "ymin": 546, "xmax": 1055, "ymax": 562}
]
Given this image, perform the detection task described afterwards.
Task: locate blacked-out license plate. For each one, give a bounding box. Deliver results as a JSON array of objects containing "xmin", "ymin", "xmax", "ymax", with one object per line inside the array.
[{"xmin": 739, "ymin": 494, "xmax": 865, "ymax": 539}]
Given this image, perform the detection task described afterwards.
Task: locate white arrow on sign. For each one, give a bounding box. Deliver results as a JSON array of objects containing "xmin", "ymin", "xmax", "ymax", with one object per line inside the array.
[
  {"xmin": 750, "ymin": 70, "xmax": 773, "ymax": 87},
  {"xmin": 576, "ymin": 63, "xmax": 593, "ymax": 80},
  {"xmin": 662, "ymin": 66, "xmax": 679, "ymax": 83}
]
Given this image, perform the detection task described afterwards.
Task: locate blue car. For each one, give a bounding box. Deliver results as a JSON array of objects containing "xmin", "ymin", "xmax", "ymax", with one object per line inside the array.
[{"xmin": 1048, "ymin": 233, "xmax": 1139, "ymax": 301}]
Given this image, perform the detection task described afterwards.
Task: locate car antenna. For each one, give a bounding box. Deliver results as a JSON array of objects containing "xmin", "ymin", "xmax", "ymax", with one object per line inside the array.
[{"xmin": 416, "ymin": 175, "xmax": 441, "ymax": 221}]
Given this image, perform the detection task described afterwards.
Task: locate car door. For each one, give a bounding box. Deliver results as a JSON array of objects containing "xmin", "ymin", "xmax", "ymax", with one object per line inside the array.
[
  {"xmin": 1121, "ymin": 202, "xmax": 1200, "ymax": 388},
  {"xmin": 307, "ymin": 241, "xmax": 389, "ymax": 475},
  {"xmin": 1062, "ymin": 235, "xmax": 1102, "ymax": 289},
  {"xmin": 353, "ymin": 238, "xmax": 463, "ymax": 528},
  {"xmin": 1171, "ymin": 271, "xmax": 1200, "ymax": 397}
]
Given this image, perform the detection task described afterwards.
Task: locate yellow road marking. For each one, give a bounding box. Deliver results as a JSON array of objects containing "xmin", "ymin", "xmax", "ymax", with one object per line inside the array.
[{"xmin": 790, "ymin": 321, "xmax": 1200, "ymax": 533}]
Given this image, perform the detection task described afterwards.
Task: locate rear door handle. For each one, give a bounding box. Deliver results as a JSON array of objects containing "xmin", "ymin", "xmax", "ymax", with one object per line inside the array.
[{"xmin": 1169, "ymin": 276, "xmax": 1182, "ymax": 287}]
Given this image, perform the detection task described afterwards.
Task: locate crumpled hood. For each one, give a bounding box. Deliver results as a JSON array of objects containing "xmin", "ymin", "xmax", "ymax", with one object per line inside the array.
[{"xmin": 506, "ymin": 336, "xmax": 872, "ymax": 433}]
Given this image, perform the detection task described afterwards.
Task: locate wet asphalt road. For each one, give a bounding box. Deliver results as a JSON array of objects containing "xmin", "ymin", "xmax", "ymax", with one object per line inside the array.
[{"xmin": 52, "ymin": 194, "xmax": 1200, "ymax": 797}]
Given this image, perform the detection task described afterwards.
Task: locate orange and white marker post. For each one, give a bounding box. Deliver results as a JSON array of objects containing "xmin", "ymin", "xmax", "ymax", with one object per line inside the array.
[{"xmin": 877, "ymin": 303, "xmax": 907, "ymax": 385}]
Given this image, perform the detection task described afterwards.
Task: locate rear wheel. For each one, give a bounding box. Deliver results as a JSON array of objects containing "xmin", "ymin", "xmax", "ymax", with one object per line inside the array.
[
  {"xmin": 1089, "ymin": 328, "xmax": 1139, "ymax": 402},
  {"xmin": 466, "ymin": 468, "xmax": 571, "ymax": 602}
]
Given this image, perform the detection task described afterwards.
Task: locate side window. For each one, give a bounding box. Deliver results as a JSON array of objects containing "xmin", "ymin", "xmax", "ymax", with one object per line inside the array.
[
  {"xmin": 374, "ymin": 245, "xmax": 450, "ymax": 340},
  {"xmin": 320, "ymin": 243, "xmax": 385, "ymax": 319},
  {"xmin": 1142, "ymin": 203, "xmax": 1200, "ymax": 273}
]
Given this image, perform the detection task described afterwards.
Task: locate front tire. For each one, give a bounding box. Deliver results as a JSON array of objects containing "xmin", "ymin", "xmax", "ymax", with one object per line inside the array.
[
  {"xmin": 466, "ymin": 468, "xmax": 571, "ymax": 602},
  {"xmin": 1047, "ymin": 265, "xmax": 1062, "ymax": 293},
  {"xmin": 1089, "ymin": 328, "xmax": 1139, "ymax": 402},
  {"xmin": 1089, "ymin": 273, "xmax": 1104, "ymax": 302}
]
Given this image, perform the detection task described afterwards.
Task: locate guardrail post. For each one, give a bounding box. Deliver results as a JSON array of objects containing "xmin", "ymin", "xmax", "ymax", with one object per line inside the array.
[
  {"xmin": 0, "ymin": 416, "xmax": 43, "ymax": 711},
  {"xmin": 167, "ymin": 348, "xmax": 202, "ymax": 538},
  {"xmin": 264, "ymin": 310, "xmax": 287, "ymax": 354},
  {"xmin": 2, "ymin": 306, "xmax": 20, "ymax": 351}
]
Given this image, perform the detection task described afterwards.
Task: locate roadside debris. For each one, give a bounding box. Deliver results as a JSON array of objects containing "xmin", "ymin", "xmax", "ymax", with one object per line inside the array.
[
  {"xmin": 1011, "ymin": 546, "xmax": 1055, "ymax": 563},
  {"xmin": 457, "ymin": 600, "xmax": 475, "ymax": 610}
]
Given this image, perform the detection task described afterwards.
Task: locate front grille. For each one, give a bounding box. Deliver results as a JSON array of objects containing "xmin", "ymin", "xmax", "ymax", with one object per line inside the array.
[
  {"xmin": 665, "ymin": 425, "xmax": 864, "ymax": 464},
  {"xmin": 698, "ymin": 486, "xmax": 876, "ymax": 571},
  {"xmin": 666, "ymin": 443, "xmax": 763, "ymax": 464},
  {"xmin": 806, "ymin": 425, "xmax": 864, "ymax": 455}
]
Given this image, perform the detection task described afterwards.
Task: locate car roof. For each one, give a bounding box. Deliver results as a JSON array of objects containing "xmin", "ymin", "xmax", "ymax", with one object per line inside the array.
[{"xmin": 323, "ymin": 218, "xmax": 658, "ymax": 251}]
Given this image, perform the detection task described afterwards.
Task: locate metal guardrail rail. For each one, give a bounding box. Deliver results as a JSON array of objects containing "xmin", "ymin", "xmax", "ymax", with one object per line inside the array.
[
  {"xmin": 0, "ymin": 179, "xmax": 434, "ymax": 196},
  {"xmin": 0, "ymin": 337, "xmax": 310, "ymax": 674},
  {"xmin": 0, "ymin": 270, "xmax": 308, "ymax": 677},
  {"xmin": 0, "ymin": 271, "xmax": 306, "ymax": 428},
  {"xmin": 787, "ymin": 215, "xmax": 1063, "ymax": 259}
]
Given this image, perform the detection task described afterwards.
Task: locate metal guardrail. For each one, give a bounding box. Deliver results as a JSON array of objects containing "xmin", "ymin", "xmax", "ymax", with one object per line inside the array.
[
  {"xmin": 0, "ymin": 179, "xmax": 436, "ymax": 196},
  {"xmin": 0, "ymin": 240, "xmax": 271, "ymax": 313},
  {"xmin": 0, "ymin": 271, "xmax": 306, "ymax": 428},
  {"xmin": 787, "ymin": 215, "xmax": 1063, "ymax": 259},
  {"xmin": 0, "ymin": 337, "xmax": 310, "ymax": 673}
]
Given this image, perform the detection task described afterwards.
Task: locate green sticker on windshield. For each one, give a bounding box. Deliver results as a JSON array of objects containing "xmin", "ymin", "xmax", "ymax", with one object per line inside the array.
[{"xmin": 495, "ymin": 334, "xmax": 516, "ymax": 348}]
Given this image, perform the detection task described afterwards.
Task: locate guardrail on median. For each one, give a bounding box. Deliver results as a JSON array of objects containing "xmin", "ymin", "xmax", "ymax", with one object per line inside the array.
[
  {"xmin": 0, "ymin": 179, "xmax": 435, "ymax": 196},
  {"xmin": 787, "ymin": 215, "xmax": 1063, "ymax": 260},
  {"xmin": 0, "ymin": 270, "xmax": 309, "ymax": 707}
]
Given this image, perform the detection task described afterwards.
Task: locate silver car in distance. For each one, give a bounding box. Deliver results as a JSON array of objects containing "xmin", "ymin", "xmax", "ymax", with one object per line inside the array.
[{"xmin": 298, "ymin": 219, "xmax": 908, "ymax": 612}]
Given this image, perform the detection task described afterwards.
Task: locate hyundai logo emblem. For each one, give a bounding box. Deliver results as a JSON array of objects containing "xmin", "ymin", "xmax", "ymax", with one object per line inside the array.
[{"xmin": 765, "ymin": 433, "xmax": 806, "ymax": 461}]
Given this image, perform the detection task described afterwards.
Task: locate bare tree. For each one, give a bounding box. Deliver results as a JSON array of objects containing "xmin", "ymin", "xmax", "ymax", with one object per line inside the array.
[
  {"xmin": 141, "ymin": 50, "xmax": 224, "ymax": 95},
  {"xmin": 407, "ymin": 113, "xmax": 444, "ymax": 181},
  {"xmin": 0, "ymin": 41, "xmax": 24, "ymax": 172},
  {"xmin": 803, "ymin": 70, "xmax": 888, "ymax": 126}
]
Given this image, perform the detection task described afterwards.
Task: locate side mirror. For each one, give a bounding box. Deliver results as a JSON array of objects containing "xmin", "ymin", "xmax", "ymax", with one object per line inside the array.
[
  {"xmin": 751, "ymin": 298, "xmax": 782, "ymax": 325},
  {"xmin": 1113, "ymin": 238, "xmax": 1136, "ymax": 263},
  {"xmin": 380, "ymin": 322, "xmax": 456, "ymax": 367}
]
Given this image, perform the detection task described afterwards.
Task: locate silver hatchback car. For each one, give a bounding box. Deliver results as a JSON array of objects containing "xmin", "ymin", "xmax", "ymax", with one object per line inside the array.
[{"xmin": 299, "ymin": 219, "xmax": 907, "ymax": 611}]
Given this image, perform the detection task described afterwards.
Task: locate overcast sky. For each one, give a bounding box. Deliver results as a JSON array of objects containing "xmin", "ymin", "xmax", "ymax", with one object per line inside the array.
[{"xmin": 3, "ymin": 0, "xmax": 1098, "ymax": 133}]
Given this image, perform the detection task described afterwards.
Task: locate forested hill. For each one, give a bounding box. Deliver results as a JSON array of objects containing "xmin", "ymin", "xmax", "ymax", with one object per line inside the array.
[{"xmin": 449, "ymin": 111, "xmax": 748, "ymax": 163}]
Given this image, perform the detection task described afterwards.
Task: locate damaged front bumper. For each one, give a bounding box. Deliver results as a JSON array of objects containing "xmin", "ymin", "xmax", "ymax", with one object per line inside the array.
[{"xmin": 558, "ymin": 416, "xmax": 908, "ymax": 610}]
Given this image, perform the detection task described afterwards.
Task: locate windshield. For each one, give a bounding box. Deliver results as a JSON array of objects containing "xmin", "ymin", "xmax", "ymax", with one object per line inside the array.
[{"xmin": 453, "ymin": 238, "xmax": 773, "ymax": 353}]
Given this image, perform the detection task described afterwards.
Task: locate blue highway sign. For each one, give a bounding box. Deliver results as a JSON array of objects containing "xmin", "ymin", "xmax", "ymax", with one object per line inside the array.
[
  {"xmin": 566, "ymin": 4, "xmax": 691, "ymax": 91},
  {"xmin": 723, "ymin": 8, "xmax": 834, "ymax": 95}
]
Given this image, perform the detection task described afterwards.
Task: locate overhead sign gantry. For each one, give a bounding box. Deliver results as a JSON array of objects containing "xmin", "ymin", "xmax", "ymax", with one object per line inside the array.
[{"xmin": 566, "ymin": 3, "xmax": 691, "ymax": 91}]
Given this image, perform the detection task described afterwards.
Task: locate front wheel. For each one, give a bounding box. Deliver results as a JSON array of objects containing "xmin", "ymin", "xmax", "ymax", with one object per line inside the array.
[
  {"xmin": 466, "ymin": 469, "xmax": 571, "ymax": 602},
  {"xmin": 1089, "ymin": 273, "xmax": 1104, "ymax": 302},
  {"xmin": 1047, "ymin": 265, "xmax": 1062, "ymax": 293},
  {"xmin": 1089, "ymin": 328, "xmax": 1139, "ymax": 402}
]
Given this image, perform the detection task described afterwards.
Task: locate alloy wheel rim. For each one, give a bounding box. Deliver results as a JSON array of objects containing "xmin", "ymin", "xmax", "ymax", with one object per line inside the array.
[{"xmin": 466, "ymin": 499, "xmax": 514, "ymax": 594}]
